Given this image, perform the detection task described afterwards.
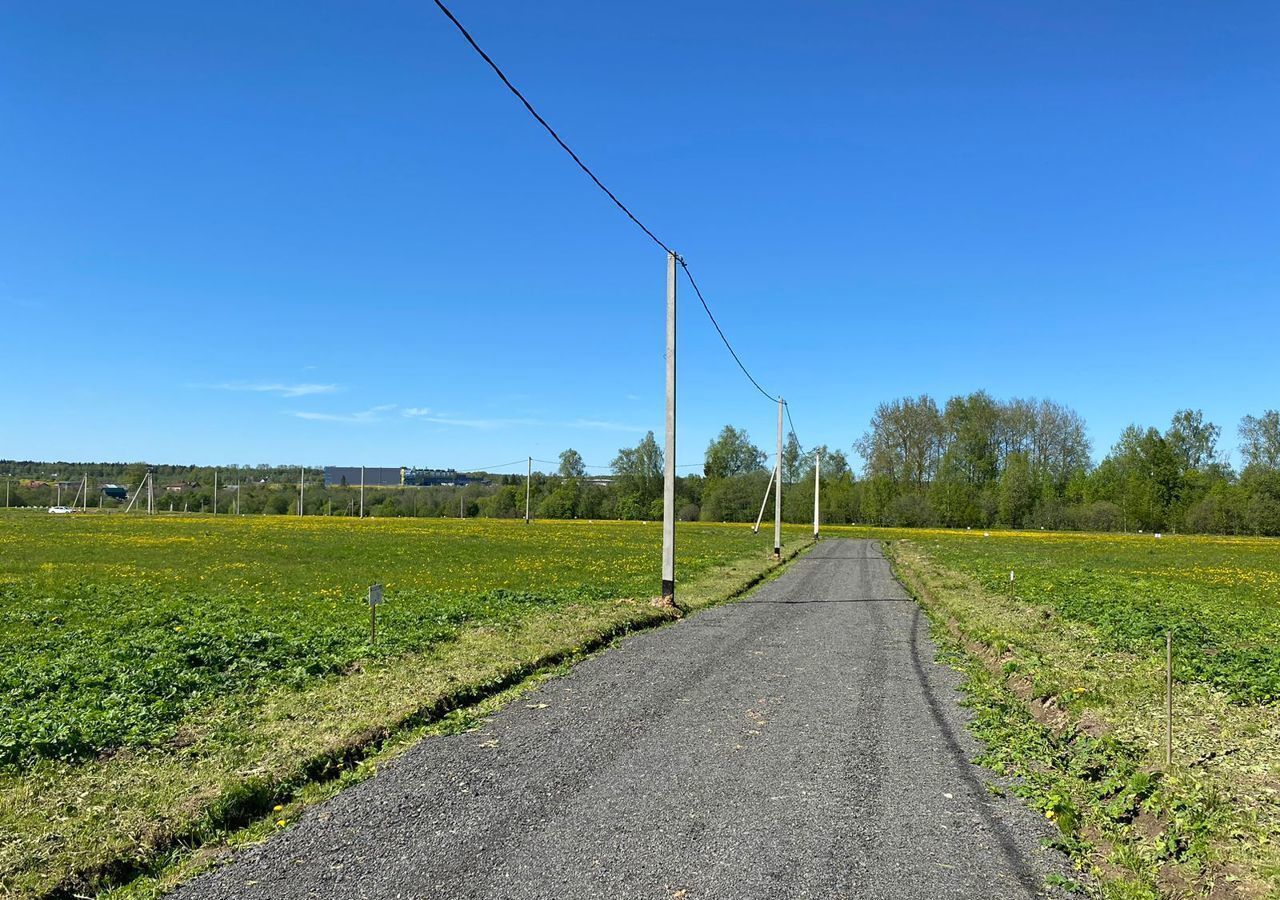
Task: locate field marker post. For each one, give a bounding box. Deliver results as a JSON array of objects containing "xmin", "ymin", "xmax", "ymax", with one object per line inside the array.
[
  {"xmin": 525, "ymin": 457, "xmax": 532, "ymax": 525},
  {"xmin": 368, "ymin": 583, "xmax": 383, "ymax": 646},
  {"xmin": 773, "ymin": 396, "xmax": 783, "ymax": 560},
  {"xmin": 360, "ymin": 466, "xmax": 365, "ymax": 519},
  {"xmin": 660, "ymin": 250, "xmax": 677, "ymax": 606},
  {"xmin": 1165, "ymin": 630, "xmax": 1173, "ymax": 766},
  {"xmin": 813, "ymin": 450, "xmax": 821, "ymax": 540}
]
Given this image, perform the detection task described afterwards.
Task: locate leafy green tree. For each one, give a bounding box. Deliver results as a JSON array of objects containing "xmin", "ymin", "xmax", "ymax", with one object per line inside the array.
[
  {"xmin": 1240, "ymin": 411, "xmax": 1280, "ymax": 471},
  {"xmin": 998, "ymin": 452, "xmax": 1036, "ymax": 527},
  {"xmin": 704, "ymin": 426, "xmax": 766, "ymax": 480},
  {"xmin": 1167, "ymin": 409, "xmax": 1221, "ymax": 472},
  {"xmin": 782, "ymin": 432, "xmax": 802, "ymax": 484},
  {"xmin": 611, "ymin": 431, "xmax": 663, "ymax": 519},
  {"xmin": 558, "ymin": 449, "xmax": 586, "ymax": 479}
]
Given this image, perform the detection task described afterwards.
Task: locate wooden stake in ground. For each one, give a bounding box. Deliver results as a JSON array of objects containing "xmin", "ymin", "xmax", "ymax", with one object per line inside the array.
[{"xmin": 1166, "ymin": 629, "xmax": 1173, "ymax": 767}]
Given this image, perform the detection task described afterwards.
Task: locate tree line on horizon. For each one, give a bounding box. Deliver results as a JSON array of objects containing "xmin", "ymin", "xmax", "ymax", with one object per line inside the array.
[{"xmin": 4, "ymin": 395, "xmax": 1279, "ymax": 534}]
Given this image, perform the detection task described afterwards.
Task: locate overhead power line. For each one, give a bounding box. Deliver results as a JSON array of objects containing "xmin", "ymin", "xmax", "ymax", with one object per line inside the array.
[
  {"xmin": 455, "ymin": 458, "xmax": 527, "ymax": 473},
  {"xmin": 784, "ymin": 401, "xmax": 802, "ymax": 449},
  {"xmin": 677, "ymin": 262, "xmax": 777, "ymax": 403},
  {"xmin": 431, "ymin": 0, "xmax": 670, "ymax": 256},
  {"xmin": 431, "ymin": 0, "xmax": 782, "ymax": 407}
]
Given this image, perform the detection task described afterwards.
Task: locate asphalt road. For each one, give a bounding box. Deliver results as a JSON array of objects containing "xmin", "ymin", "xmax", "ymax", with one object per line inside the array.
[{"xmin": 172, "ymin": 539, "xmax": 1070, "ymax": 900}]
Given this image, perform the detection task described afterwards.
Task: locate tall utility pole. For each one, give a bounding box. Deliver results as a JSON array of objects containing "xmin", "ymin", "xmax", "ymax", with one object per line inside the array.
[
  {"xmin": 661, "ymin": 251, "xmax": 678, "ymax": 606},
  {"xmin": 813, "ymin": 450, "xmax": 821, "ymax": 539},
  {"xmin": 774, "ymin": 397, "xmax": 783, "ymax": 560},
  {"xmin": 298, "ymin": 467, "xmax": 305, "ymax": 516},
  {"xmin": 359, "ymin": 466, "xmax": 365, "ymax": 519},
  {"xmin": 82, "ymin": 474, "xmax": 88, "ymax": 512},
  {"xmin": 524, "ymin": 457, "xmax": 532, "ymax": 525},
  {"xmin": 213, "ymin": 470, "xmax": 218, "ymax": 515},
  {"xmin": 236, "ymin": 481, "xmax": 241, "ymax": 515},
  {"xmin": 147, "ymin": 471, "xmax": 154, "ymax": 515}
]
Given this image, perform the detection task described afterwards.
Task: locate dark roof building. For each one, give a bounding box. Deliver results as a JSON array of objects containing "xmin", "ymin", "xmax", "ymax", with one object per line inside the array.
[{"xmin": 323, "ymin": 466, "xmax": 404, "ymax": 487}]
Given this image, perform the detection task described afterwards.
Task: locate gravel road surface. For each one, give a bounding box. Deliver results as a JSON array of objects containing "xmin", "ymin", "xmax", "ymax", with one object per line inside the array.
[{"xmin": 172, "ymin": 539, "xmax": 1070, "ymax": 899}]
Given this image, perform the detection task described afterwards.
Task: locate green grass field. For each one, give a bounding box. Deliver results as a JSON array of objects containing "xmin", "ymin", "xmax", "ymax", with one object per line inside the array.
[
  {"xmin": 0, "ymin": 512, "xmax": 810, "ymax": 897},
  {"xmin": 5, "ymin": 514, "xmax": 1277, "ymax": 898},
  {"xmin": 849, "ymin": 527, "xmax": 1280, "ymax": 898}
]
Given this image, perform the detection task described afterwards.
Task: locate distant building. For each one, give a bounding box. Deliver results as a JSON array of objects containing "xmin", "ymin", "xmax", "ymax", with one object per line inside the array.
[
  {"xmin": 324, "ymin": 466, "xmax": 404, "ymax": 488},
  {"xmin": 405, "ymin": 468, "xmax": 490, "ymax": 487}
]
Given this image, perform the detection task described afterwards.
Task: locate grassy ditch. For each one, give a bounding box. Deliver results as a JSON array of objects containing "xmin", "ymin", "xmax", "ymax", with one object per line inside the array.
[{"xmin": 884, "ymin": 536, "xmax": 1278, "ymax": 899}]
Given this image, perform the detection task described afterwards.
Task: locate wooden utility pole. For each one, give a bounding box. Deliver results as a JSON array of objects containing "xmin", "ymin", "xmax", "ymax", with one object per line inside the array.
[
  {"xmin": 774, "ymin": 397, "xmax": 783, "ymax": 560},
  {"xmin": 525, "ymin": 457, "xmax": 532, "ymax": 524},
  {"xmin": 813, "ymin": 449, "xmax": 821, "ymax": 539},
  {"xmin": 661, "ymin": 251, "xmax": 678, "ymax": 607}
]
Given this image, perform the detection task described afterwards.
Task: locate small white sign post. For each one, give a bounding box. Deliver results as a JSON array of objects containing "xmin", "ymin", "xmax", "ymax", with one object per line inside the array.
[{"xmin": 368, "ymin": 583, "xmax": 383, "ymax": 646}]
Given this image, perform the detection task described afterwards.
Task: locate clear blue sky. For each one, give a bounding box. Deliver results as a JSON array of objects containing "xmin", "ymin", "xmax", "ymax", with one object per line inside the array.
[{"xmin": 3, "ymin": 2, "xmax": 1277, "ymax": 474}]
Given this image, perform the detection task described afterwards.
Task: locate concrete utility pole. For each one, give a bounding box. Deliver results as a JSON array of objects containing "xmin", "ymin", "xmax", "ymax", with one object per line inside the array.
[
  {"xmin": 359, "ymin": 466, "xmax": 365, "ymax": 519},
  {"xmin": 661, "ymin": 251, "xmax": 678, "ymax": 606},
  {"xmin": 83, "ymin": 474, "xmax": 88, "ymax": 511},
  {"xmin": 147, "ymin": 471, "xmax": 154, "ymax": 515},
  {"xmin": 525, "ymin": 457, "xmax": 532, "ymax": 525},
  {"xmin": 774, "ymin": 397, "xmax": 783, "ymax": 560},
  {"xmin": 753, "ymin": 465, "xmax": 776, "ymax": 534},
  {"xmin": 298, "ymin": 467, "xmax": 305, "ymax": 516},
  {"xmin": 813, "ymin": 449, "xmax": 821, "ymax": 540},
  {"xmin": 213, "ymin": 470, "xmax": 218, "ymax": 515}
]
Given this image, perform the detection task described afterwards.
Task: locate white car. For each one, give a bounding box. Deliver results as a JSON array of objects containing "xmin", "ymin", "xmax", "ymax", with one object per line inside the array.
[{"xmin": 48, "ymin": 506, "xmax": 75, "ymax": 514}]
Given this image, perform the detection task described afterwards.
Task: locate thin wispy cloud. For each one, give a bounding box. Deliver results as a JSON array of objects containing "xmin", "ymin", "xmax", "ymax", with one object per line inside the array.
[
  {"xmin": 403, "ymin": 407, "xmax": 644, "ymax": 433},
  {"xmin": 567, "ymin": 418, "xmax": 646, "ymax": 433},
  {"xmin": 294, "ymin": 404, "xmax": 394, "ymax": 424},
  {"xmin": 205, "ymin": 381, "xmax": 340, "ymax": 398},
  {"xmin": 402, "ymin": 407, "xmax": 540, "ymax": 429}
]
